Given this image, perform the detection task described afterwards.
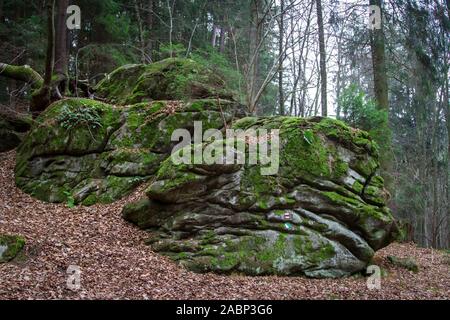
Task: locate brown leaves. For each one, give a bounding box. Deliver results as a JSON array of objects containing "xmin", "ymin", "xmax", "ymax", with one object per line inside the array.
[{"xmin": 0, "ymin": 150, "xmax": 449, "ymax": 300}]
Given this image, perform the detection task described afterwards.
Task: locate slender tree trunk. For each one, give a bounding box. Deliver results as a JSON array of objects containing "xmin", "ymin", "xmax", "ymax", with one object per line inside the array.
[
  {"xmin": 316, "ymin": 0, "xmax": 327, "ymax": 117},
  {"xmin": 369, "ymin": 0, "xmax": 392, "ymax": 189},
  {"xmin": 30, "ymin": 0, "xmax": 55, "ymax": 115},
  {"xmin": 445, "ymin": 65, "xmax": 450, "ymax": 247},
  {"xmin": 147, "ymin": 0, "xmax": 154, "ymax": 61},
  {"xmin": 134, "ymin": 0, "xmax": 146, "ymax": 63},
  {"xmin": 166, "ymin": 0, "xmax": 174, "ymax": 57},
  {"xmin": 211, "ymin": 24, "xmax": 218, "ymax": 48},
  {"xmin": 42, "ymin": 0, "xmax": 55, "ymax": 90},
  {"xmin": 278, "ymin": 0, "xmax": 285, "ymax": 116},
  {"xmin": 9, "ymin": 80, "xmax": 16, "ymax": 109},
  {"xmin": 54, "ymin": 0, "xmax": 69, "ymax": 95},
  {"xmin": 369, "ymin": 0, "xmax": 389, "ymax": 111},
  {"xmin": 219, "ymin": 25, "xmax": 226, "ymax": 53},
  {"xmin": 248, "ymin": 0, "xmax": 262, "ymax": 114},
  {"xmin": 444, "ymin": 0, "xmax": 450, "ymax": 248}
]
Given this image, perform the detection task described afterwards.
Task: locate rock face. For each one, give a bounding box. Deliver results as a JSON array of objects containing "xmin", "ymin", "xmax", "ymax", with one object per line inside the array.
[
  {"xmin": 0, "ymin": 112, "xmax": 32, "ymax": 152},
  {"xmin": 14, "ymin": 57, "xmax": 397, "ymax": 277},
  {"xmin": 123, "ymin": 116, "xmax": 397, "ymax": 277},
  {"xmin": 15, "ymin": 58, "xmax": 243, "ymax": 205}
]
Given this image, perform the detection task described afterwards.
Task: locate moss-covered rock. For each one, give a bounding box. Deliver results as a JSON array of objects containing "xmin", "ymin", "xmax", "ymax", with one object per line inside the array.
[
  {"xmin": 0, "ymin": 112, "xmax": 32, "ymax": 152},
  {"xmin": 387, "ymin": 255, "xmax": 419, "ymax": 273},
  {"xmin": 0, "ymin": 234, "xmax": 25, "ymax": 263},
  {"xmin": 122, "ymin": 116, "xmax": 398, "ymax": 278},
  {"xmin": 15, "ymin": 97, "xmax": 244, "ymax": 204},
  {"xmin": 94, "ymin": 58, "xmax": 233, "ymax": 105},
  {"xmin": 15, "ymin": 58, "xmax": 397, "ymax": 278}
]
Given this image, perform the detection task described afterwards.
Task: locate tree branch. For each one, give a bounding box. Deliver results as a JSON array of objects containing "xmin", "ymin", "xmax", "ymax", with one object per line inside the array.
[{"xmin": 0, "ymin": 63, "xmax": 43, "ymax": 89}]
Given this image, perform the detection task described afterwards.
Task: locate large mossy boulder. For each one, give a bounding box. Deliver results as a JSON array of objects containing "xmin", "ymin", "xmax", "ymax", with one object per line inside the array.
[
  {"xmin": 94, "ymin": 58, "xmax": 233, "ymax": 105},
  {"xmin": 15, "ymin": 97, "xmax": 244, "ymax": 204},
  {"xmin": 122, "ymin": 116, "xmax": 398, "ymax": 278},
  {"xmin": 15, "ymin": 58, "xmax": 244, "ymax": 204}
]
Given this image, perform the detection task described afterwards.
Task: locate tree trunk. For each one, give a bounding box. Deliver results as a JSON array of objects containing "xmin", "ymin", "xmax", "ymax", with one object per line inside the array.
[
  {"xmin": 248, "ymin": 0, "xmax": 262, "ymax": 114},
  {"xmin": 134, "ymin": 0, "xmax": 146, "ymax": 63},
  {"xmin": 369, "ymin": 0, "xmax": 392, "ymax": 189},
  {"xmin": 30, "ymin": 0, "xmax": 55, "ymax": 115},
  {"xmin": 219, "ymin": 26, "xmax": 226, "ymax": 53},
  {"xmin": 316, "ymin": 0, "xmax": 327, "ymax": 117},
  {"xmin": 211, "ymin": 25, "xmax": 218, "ymax": 48},
  {"xmin": 54, "ymin": 0, "xmax": 69, "ymax": 94},
  {"xmin": 0, "ymin": 0, "xmax": 3, "ymax": 23},
  {"xmin": 278, "ymin": 0, "xmax": 285, "ymax": 116},
  {"xmin": 0, "ymin": 63, "xmax": 43, "ymax": 89},
  {"xmin": 445, "ymin": 63, "xmax": 450, "ymax": 248},
  {"xmin": 147, "ymin": 0, "xmax": 154, "ymax": 61},
  {"xmin": 369, "ymin": 0, "xmax": 389, "ymax": 111}
]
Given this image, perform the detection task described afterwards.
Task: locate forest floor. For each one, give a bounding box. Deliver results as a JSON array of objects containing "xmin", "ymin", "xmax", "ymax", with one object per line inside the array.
[{"xmin": 0, "ymin": 150, "xmax": 449, "ymax": 300}]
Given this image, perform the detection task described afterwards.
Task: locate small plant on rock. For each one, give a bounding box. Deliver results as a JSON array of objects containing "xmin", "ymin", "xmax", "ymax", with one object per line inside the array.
[{"xmin": 56, "ymin": 103, "xmax": 103, "ymax": 140}]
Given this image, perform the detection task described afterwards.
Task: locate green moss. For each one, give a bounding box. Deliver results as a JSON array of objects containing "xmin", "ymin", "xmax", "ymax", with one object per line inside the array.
[
  {"xmin": 313, "ymin": 117, "xmax": 377, "ymax": 155},
  {"xmin": 256, "ymin": 233, "xmax": 287, "ymax": 262},
  {"xmin": 352, "ymin": 180, "xmax": 364, "ymax": 194},
  {"xmin": 98, "ymin": 175, "xmax": 145, "ymax": 203},
  {"xmin": 333, "ymin": 158, "xmax": 349, "ymax": 178},
  {"xmin": 82, "ymin": 194, "xmax": 97, "ymax": 206},
  {"xmin": 292, "ymin": 236, "xmax": 335, "ymax": 263},
  {"xmin": 0, "ymin": 234, "xmax": 26, "ymax": 263},
  {"xmin": 322, "ymin": 190, "xmax": 389, "ymax": 221},
  {"xmin": 387, "ymin": 255, "xmax": 419, "ymax": 273},
  {"xmin": 276, "ymin": 117, "xmax": 348, "ymax": 180},
  {"xmin": 95, "ymin": 58, "xmax": 230, "ymax": 105},
  {"xmin": 211, "ymin": 252, "xmax": 240, "ymax": 270},
  {"xmin": 323, "ymin": 191, "xmax": 362, "ymax": 206},
  {"xmin": 173, "ymin": 252, "xmax": 190, "ymax": 261},
  {"xmin": 352, "ymin": 156, "xmax": 379, "ymax": 178},
  {"xmin": 200, "ymin": 230, "xmax": 217, "ymax": 244},
  {"xmin": 364, "ymin": 185, "xmax": 386, "ymax": 205},
  {"xmin": 232, "ymin": 117, "xmax": 259, "ymax": 130}
]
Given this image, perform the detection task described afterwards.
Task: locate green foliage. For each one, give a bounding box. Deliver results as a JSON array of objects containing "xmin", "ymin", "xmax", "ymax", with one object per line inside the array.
[
  {"xmin": 56, "ymin": 103, "xmax": 103, "ymax": 132},
  {"xmin": 338, "ymin": 84, "xmax": 389, "ymax": 145},
  {"xmin": 159, "ymin": 43, "xmax": 188, "ymax": 59},
  {"xmin": 190, "ymin": 46, "xmax": 244, "ymax": 98},
  {"xmin": 63, "ymin": 191, "xmax": 76, "ymax": 208},
  {"xmin": 303, "ymin": 130, "xmax": 314, "ymax": 145}
]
